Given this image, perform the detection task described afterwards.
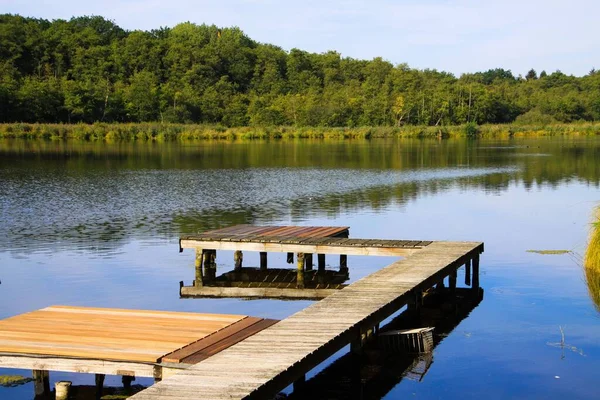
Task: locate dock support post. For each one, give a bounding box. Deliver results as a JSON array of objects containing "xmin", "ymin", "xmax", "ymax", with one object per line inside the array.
[
  {"xmin": 287, "ymin": 252, "xmax": 294, "ymax": 264},
  {"xmin": 472, "ymin": 254, "xmax": 480, "ymax": 290},
  {"xmin": 194, "ymin": 248, "xmax": 204, "ymax": 287},
  {"xmin": 305, "ymin": 254, "xmax": 313, "ymax": 271},
  {"xmin": 408, "ymin": 290, "xmax": 423, "ymax": 315},
  {"xmin": 55, "ymin": 381, "xmax": 72, "ymax": 400},
  {"xmin": 204, "ymin": 250, "xmax": 216, "ymax": 282},
  {"xmin": 260, "ymin": 252, "xmax": 268, "ymax": 270},
  {"xmin": 122, "ymin": 375, "xmax": 135, "ymax": 389},
  {"xmin": 318, "ymin": 254, "xmax": 326, "ymax": 272},
  {"xmin": 437, "ymin": 278, "xmax": 445, "ymax": 291},
  {"xmin": 234, "ymin": 250, "xmax": 243, "ymax": 270},
  {"xmin": 465, "ymin": 258, "xmax": 471, "ymax": 286},
  {"xmin": 293, "ymin": 375, "xmax": 306, "ymax": 392},
  {"xmin": 32, "ymin": 370, "xmax": 49, "ymax": 398},
  {"xmin": 340, "ymin": 254, "xmax": 348, "ymax": 273},
  {"xmin": 449, "ymin": 269, "xmax": 457, "ymax": 294},
  {"xmin": 296, "ymin": 253, "xmax": 305, "ymax": 289},
  {"xmin": 95, "ymin": 374, "xmax": 105, "ymax": 399}
]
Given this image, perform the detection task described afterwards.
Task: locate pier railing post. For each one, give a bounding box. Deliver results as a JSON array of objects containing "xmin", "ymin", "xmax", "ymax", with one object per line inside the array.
[
  {"xmin": 297, "ymin": 253, "xmax": 305, "ymax": 289},
  {"xmin": 449, "ymin": 269, "xmax": 457, "ymax": 295},
  {"xmin": 32, "ymin": 370, "xmax": 49, "ymax": 398},
  {"xmin": 260, "ymin": 252, "xmax": 268, "ymax": 270}
]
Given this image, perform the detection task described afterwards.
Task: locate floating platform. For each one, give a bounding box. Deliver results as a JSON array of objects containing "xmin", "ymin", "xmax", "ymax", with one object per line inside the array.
[{"xmin": 0, "ymin": 305, "xmax": 277, "ymax": 396}]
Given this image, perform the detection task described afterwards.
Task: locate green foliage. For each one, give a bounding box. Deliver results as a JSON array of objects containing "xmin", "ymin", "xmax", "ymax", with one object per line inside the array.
[
  {"xmin": 464, "ymin": 122, "xmax": 479, "ymax": 137},
  {"xmin": 1, "ymin": 14, "xmax": 600, "ymax": 128}
]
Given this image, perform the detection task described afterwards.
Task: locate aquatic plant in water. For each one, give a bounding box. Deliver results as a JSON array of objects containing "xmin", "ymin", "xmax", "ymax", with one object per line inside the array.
[{"xmin": 584, "ymin": 210, "xmax": 600, "ymax": 312}]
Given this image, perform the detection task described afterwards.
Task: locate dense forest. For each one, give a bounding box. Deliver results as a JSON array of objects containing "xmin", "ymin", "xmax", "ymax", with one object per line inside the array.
[{"xmin": 1, "ymin": 14, "xmax": 600, "ymax": 127}]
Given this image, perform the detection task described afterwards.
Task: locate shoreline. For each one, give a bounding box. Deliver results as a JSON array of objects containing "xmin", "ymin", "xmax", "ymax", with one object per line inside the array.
[{"xmin": 1, "ymin": 122, "xmax": 599, "ymax": 141}]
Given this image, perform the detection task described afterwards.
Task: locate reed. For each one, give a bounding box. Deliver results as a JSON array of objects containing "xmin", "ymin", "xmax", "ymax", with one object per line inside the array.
[
  {"xmin": 0, "ymin": 122, "xmax": 599, "ymax": 141},
  {"xmin": 584, "ymin": 209, "xmax": 600, "ymax": 312}
]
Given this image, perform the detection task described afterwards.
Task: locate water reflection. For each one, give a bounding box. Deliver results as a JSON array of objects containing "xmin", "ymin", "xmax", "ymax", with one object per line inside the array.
[
  {"xmin": 584, "ymin": 209, "xmax": 600, "ymax": 312},
  {"xmin": 0, "ymin": 138, "xmax": 599, "ymax": 256},
  {"xmin": 289, "ymin": 287, "xmax": 484, "ymax": 400}
]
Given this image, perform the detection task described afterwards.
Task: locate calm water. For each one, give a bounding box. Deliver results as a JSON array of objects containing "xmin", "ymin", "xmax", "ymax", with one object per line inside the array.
[{"xmin": 0, "ymin": 137, "xmax": 599, "ymax": 399}]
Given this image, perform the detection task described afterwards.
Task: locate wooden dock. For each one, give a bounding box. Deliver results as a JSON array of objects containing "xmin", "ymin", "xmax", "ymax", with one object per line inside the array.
[
  {"xmin": 133, "ymin": 235, "xmax": 483, "ymax": 400},
  {"xmin": 0, "ymin": 306, "xmax": 276, "ymax": 397}
]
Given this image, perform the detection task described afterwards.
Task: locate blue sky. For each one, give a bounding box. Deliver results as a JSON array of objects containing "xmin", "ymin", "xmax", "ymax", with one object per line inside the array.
[{"xmin": 3, "ymin": 0, "xmax": 598, "ymax": 77}]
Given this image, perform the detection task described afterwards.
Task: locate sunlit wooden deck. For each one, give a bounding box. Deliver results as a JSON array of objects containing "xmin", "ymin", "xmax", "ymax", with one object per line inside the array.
[{"xmin": 0, "ymin": 306, "xmax": 277, "ymax": 397}]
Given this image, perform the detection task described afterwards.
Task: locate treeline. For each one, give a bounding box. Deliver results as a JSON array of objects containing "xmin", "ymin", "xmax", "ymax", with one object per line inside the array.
[{"xmin": 1, "ymin": 14, "xmax": 600, "ymax": 126}]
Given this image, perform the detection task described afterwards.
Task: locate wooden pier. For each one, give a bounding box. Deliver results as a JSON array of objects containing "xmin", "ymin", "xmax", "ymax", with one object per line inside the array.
[
  {"xmin": 0, "ymin": 225, "xmax": 484, "ymax": 400},
  {"xmin": 132, "ymin": 227, "xmax": 483, "ymax": 400}
]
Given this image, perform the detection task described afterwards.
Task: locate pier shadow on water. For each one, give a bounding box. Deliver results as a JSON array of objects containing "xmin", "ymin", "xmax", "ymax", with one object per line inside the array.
[{"xmin": 288, "ymin": 287, "xmax": 484, "ymax": 400}]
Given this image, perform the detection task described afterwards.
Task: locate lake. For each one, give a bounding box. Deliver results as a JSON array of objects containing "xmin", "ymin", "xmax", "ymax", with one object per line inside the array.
[{"xmin": 0, "ymin": 137, "xmax": 599, "ymax": 399}]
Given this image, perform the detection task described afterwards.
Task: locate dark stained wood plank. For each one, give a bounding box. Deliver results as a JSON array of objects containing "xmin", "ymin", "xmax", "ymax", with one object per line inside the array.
[
  {"xmin": 160, "ymin": 317, "xmax": 264, "ymax": 363},
  {"xmin": 180, "ymin": 319, "xmax": 279, "ymax": 365}
]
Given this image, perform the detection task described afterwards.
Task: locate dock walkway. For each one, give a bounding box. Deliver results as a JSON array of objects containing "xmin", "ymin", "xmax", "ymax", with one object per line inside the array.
[{"xmin": 133, "ymin": 240, "xmax": 483, "ymax": 399}]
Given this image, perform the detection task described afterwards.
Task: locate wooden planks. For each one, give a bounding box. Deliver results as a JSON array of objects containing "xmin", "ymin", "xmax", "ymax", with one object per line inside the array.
[
  {"xmin": 131, "ymin": 241, "xmax": 484, "ymax": 400},
  {"xmin": 181, "ymin": 225, "xmax": 431, "ymax": 256},
  {"xmin": 0, "ymin": 306, "xmax": 248, "ymax": 363}
]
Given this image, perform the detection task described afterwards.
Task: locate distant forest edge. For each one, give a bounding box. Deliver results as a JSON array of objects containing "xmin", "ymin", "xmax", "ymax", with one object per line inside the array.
[{"xmin": 1, "ymin": 15, "xmax": 600, "ymax": 129}]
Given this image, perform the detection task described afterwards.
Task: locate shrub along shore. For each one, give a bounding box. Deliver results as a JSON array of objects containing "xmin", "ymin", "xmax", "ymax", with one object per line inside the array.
[{"xmin": 0, "ymin": 122, "xmax": 599, "ymax": 141}]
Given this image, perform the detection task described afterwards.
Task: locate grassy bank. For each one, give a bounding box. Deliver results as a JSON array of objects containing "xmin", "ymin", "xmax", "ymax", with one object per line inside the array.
[
  {"xmin": 0, "ymin": 122, "xmax": 599, "ymax": 141},
  {"xmin": 585, "ymin": 209, "xmax": 600, "ymax": 313}
]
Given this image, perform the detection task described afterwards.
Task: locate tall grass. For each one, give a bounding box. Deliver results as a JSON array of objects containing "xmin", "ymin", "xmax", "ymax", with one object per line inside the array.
[
  {"xmin": 584, "ymin": 209, "xmax": 600, "ymax": 313},
  {"xmin": 0, "ymin": 122, "xmax": 599, "ymax": 141}
]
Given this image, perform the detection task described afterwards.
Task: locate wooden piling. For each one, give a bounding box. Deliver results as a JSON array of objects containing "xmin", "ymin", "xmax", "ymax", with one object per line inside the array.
[
  {"xmin": 296, "ymin": 253, "xmax": 305, "ymax": 289},
  {"xmin": 465, "ymin": 258, "xmax": 471, "ymax": 286},
  {"xmin": 260, "ymin": 252, "xmax": 268, "ymax": 270},
  {"xmin": 204, "ymin": 250, "xmax": 217, "ymax": 282},
  {"xmin": 340, "ymin": 254, "xmax": 348, "ymax": 273},
  {"xmin": 95, "ymin": 374, "xmax": 105, "ymax": 399},
  {"xmin": 318, "ymin": 254, "xmax": 326, "ymax": 272},
  {"xmin": 122, "ymin": 375, "xmax": 135, "ymax": 389},
  {"xmin": 287, "ymin": 252, "xmax": 294, "ymax": 264},
  {"xmin": 55, "ymin": 381, "xmax": 72, "ymax": 400},
  {"xmin": 449, "ymin": 269, "xmax": 457, "ymax": 294},
  {"xmin": 305, "ymin": 254, "xmax": 313, "ymax": 271},
  {"xmin": 194, "ymin": 249, "xmax": 204, "ymax": 287},
  {"xmin": 472, "ymin": 254, "xmax": 480, "ymax": 289},
  {"xmin": 234, "ymin": 251, "xmax": 243, "ymax": 270},
  {"xmin": 32, "ymin": 370, "xmax": 49, "ymax": 398},
  {"xmin": 293, "ymin": 374, "xmax": 306, "ymax": 391}
]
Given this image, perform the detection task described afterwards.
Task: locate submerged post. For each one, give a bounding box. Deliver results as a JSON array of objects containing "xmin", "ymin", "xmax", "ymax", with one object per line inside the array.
[
  {"xmin": 472, "ymin": 254, "xmax": 480, "ymax": 290},
  {"xmin": 296, "ymin": 252, "xmax": 305, "ymax": 289},
  {"xmin": 260, "ymin": 252, "xmax": 268, "ymax": 270},
  {"xmin": 194, "ymin": 248, "xmax": 204, "ymax": 287},
  {"xmin": 234, "ymin": 250, "xmax": 243, "ymax": 270},
  {"xmin": 32, "ymin": 370, "xmax": 49, "ymax": 398}
]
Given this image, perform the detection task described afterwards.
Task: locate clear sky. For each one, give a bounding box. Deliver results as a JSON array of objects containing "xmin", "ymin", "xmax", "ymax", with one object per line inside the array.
[{"xmin": 3, "ymin": 0, "xmax": 598, "ymax": 77}]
